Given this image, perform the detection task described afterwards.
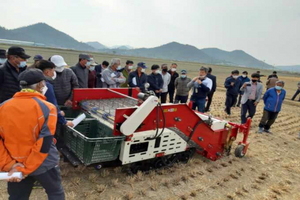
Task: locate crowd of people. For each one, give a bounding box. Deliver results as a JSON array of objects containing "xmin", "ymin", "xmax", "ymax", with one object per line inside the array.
[{"xmin": 0, "ymin": 46, "xmax": 294, "ymax": 199}]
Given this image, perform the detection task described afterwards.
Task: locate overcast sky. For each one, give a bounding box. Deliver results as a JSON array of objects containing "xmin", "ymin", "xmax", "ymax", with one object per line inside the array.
[{"xmin": 1, "ymin": 0, "xmax": 299, "ymax": 65}]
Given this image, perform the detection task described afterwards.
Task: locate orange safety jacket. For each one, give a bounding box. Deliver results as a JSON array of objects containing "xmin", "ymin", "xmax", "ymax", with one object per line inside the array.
[{"xmin": 0, "ymin": 91, "xmax": 58, "ymax": 175}]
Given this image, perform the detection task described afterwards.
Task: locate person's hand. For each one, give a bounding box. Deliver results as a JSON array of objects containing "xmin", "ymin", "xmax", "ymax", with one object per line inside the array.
[
  {"xmin": 231, "ymin": 82, "xmax": 235, "ymax": 86},
  {"xmin": 197, "ymin": 79, "xmax": 202, "ymax": 84},
  {"xmin": 254, "ymin": 102, "xmax": 258, "ymax": 106},
  {"xmin": 159, "ymin": 89, "xmax": 163, "ymax": 93},
  {"xmin": 66, "ymin": 121, "xmax": 74, "ymax": 127},
  {"xmin": 64, "ymin": 100, "xmax": 72, "ymax": 107},
  {"xmin": 193, "ymin": 77, "xmax": 199, "ymax": 81},
  {"xmin": 7, "ymin": 163, "xmax": 24, "ymax": 182},
  {"xmin": 243, "ymin": 83, "xmax": 248, "ymax": 88},
  {"xmin": 60, "ymin": 111, "xmax": 65, "ymax": 116},
  {"xmin": 155, "ymin": 90, "xmax": 159, "ymax": 93}
]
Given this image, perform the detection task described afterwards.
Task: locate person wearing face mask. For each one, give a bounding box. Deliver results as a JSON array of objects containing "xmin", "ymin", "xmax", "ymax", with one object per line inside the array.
[
  {"xmin": 174, "ymin": 70, "xmax": 192, "ymax": 103},
  {"xmin": 258, "ymin": 81, "xmax": 286, "ymax": 134},
  {"xmin": 87, "ymin": 58, "xmax": 97, "ymax": 88},
  {"xmin": 240, "ymin": 73, "xmax": 263, "ymax": 124},
  {"xmin": 224, "ymin": 70, "xmax": 241, "ymax": 115},
  {"xmin": 0, "ymin": 68, "xmax": 65, "ymax": 200},
  {"xmin": 205, "ymin": 67, "xmax": 217, "ymax": 112},
  {"xmin": 102, "ymin": 58, "xmax": 126, "ymax": 88},
  {"xmin": 0, "ymin": 46, "xmax": 30, "ymax": 103},
  {"xmin": 236, "ymin": 71, "xmax": 250, "ymax": 107},
  {"xmin": 0, "ymin": 49, "xmax": 7, "ymax": 66},
  {"xmin": 95, "ymin": 60, "xmax": 109, "ymax": 88},
  {"xmin": 128, "ymin": 62, "xmax": 148, "ymax": 92},
  {"xmin": 50, "ymin": 55, "xmax": 79, "ymax": 106},
  {"xmin": 147, "ymin": 64, "xmax": 164, "ymax": 98},
  {"xmin": 160, "ymin": 64, "xmax": 171, "ymax": 103},
  {"xmin": 120, "ymin": 60, "xmax": 134, "ymax": 88},
  {"xmin": 168, "ymin": 63, "xmax": 179, "ymax": 103},
  {"xmin": 71, "ymin": 54, "xmax": 91, "ymax": 88},
  {"xmin": 188, "ymin": 66, "xmax": 212, "ymax": 112},
  {"xmin": 36, "ymin": 60, "xmax": 74, "ymax": 127}
]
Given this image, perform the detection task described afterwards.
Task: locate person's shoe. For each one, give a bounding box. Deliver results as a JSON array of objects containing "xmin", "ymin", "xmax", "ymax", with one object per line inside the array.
[
  {"xmin": 257, "ymin": 127, "xmax": 263, "ymax": 134},
  {"xmin": 264, "ymin": 129, "xmax": 273, "ymax": 134},
  {"xmin": 33, "ymin": 181, "xmax": 43, "ymax": 189}
]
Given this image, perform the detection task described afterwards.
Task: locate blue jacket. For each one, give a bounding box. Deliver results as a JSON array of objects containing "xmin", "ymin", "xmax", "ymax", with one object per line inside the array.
[
  {"xmin": 128, "ymin": 71, "xmax": 148, "ymax": 92},
  {"xmin": 224, "ymin": 76, "xmax": 242, "ymax": 95},
  {"xmin": 45, "ymin": 81, "xmax": 67, "ymax": 125},
  {"xmin": 238, "ymin": 76, "xmax": 250, "ymax": 94},
  {"xmin": 263, "ymin": 87, "xmax": 286, "ymax": 112},
  {"xmin": 147, "ymin": 73, "xmax": 163, "ymax": 92}
]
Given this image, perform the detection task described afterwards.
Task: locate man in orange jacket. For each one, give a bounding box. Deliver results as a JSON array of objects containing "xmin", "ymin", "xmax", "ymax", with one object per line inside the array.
[{"xmin": 0, "ymin": 68, "xmax": 65, "ymax": 200}]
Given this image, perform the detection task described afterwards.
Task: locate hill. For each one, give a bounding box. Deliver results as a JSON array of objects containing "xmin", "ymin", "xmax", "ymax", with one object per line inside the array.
[
  {"xmin": 86, "ymin": 41, "xmax": 107, "ymax": 49},
  {"xmin": 0, "ymin": 23, "xmax": 95, "ymax": 51},
  {"xmin": 201, "ymin": 48, "xmax": 274, "ymax": 69},
  {"xmin": 276, "ymin": 65, "xmax": 300, "ymax": 73}
]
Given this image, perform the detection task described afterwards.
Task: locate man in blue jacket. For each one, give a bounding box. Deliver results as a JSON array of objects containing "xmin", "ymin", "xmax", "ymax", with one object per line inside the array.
[
  {"xmin": 258, "ymin": 81, "xmax": 286, "ymax": 134},
  {"xmin": 236, "ymin": 71, "xmax": 250, "ymax": 107},
  {"xmin": 224, "ymin": 70, "xmax": 241, "ymax": 115},
  {"xmin": 128, "ymin": 62, "xmax": 148, "ymax": 92},
  {"xmin": 147, "ymin": 65, "xmax": 163, "ymax": 98}
]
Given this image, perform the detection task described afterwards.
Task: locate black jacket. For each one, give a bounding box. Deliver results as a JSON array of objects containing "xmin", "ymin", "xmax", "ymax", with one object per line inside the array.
[
  {"xmin": 147, "ymin": 73, "xmax": 163, "ymax": 92},
  {"xmin": 224, "ymin": 76, "xmax": 241, "ymax": 96},
  {"xmin": 71, "ymin": 63, "xmax": 89, "ymax": 88},
  {"xmin": 128, "ymin": 71, "xmax": 148, "ymax": 92},
  {"xmin": 168, "ymin": 70, "xmax": 179, "ymax": 91},
  {"xmin": 207, "ymin": 73, "xmax": 216, "ymax": 93},
  {"xmin": 0, "ymin": 61, "xmax": 27, "ymax": 103}
]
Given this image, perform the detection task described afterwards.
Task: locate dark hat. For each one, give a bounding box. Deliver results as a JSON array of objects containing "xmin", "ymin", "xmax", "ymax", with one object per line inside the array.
[
  {"xmin": 79, "ymin": 54, "xmax": 91, "ymax": 61},
  {"xmin": 151, "ymin": 64, "xmax": 159, "ymax": 70},
  {"xmin": 7, "ymin": 46, "xmax": 30, "ymax": 59},
  {"xmin": 19, "ymin": 68, "xmax": 45, "ymax": 86},
  {"xmin": 0, "ymin": 49, "xmax": 6, "ymax": 58},
  {"xmin": 33, "ymin": 54, "xmax": 43, "ymax": 61},
  {"xmin": 137, "ymin": 62, "xmax": 147, "ymax": 69},
  {"xmin": 181, "ymin": 69, "xmax": 187, "ymax": 74}
]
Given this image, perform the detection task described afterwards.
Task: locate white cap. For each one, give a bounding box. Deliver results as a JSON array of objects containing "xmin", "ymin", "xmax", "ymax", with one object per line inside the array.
[{"xmin": 50, "ymin": 55, "xmax": 67, "ymax": 70}]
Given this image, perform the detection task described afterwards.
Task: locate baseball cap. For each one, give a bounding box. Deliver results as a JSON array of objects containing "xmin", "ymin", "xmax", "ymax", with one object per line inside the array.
[
  {"xmin": 90, "ymin": 58, "xmax": 98, "ymax": 66},
  {"xmin": 7, "ymin": 46, "xmax": 31, "ymax": 59},
  {"xmin": 50, "ymin": 55, "xmax": 67, "ymax": 72},
  {"xmin": 137, "ymin": 62, "xmax": 147, "ymax": 69},
  {"xmin": 181, "ymin": 70, "xmax": 187, "ymax": 74},
  {"xmin": 79, "ymin": 54, "xmax": 92, "ymax": 61},
  {"xmin": 19, "ymin": 68, "xmax": 45, "ymax": 86},
  {"xmin": 33, "ymin": 54, "xmax": 43, "ymax": 61},
  {"xmin": 0, "ymin": 49, "xmax": 6, "ymax": 58}
]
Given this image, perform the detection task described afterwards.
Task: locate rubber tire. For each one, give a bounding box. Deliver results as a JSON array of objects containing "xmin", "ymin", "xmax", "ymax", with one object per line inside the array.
[{"xmin": 234, "ymin": 145, "xmax": 245, "ymax": 158}]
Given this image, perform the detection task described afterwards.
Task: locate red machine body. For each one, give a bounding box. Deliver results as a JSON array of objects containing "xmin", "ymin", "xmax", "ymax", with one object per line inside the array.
[{"xmin": 72, "ymin": 88, "xmax": 251, "ymax": 161}]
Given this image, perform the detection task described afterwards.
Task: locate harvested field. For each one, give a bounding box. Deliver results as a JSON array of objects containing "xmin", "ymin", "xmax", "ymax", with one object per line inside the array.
[{"xmin": 0, "ymin": 44, "xmax": 300, "ymax": 200}]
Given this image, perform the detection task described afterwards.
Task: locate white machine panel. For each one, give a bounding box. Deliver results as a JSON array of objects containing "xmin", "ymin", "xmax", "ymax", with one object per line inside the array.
[{"xmin": 119, "ymin": 129, "xmax": 187, "ymax": 165}]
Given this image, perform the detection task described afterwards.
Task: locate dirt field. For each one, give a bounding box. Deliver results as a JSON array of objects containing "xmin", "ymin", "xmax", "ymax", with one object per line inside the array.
[{"xmin": 0, "ymin": 44, "xmax": 300, "ymax": 200}]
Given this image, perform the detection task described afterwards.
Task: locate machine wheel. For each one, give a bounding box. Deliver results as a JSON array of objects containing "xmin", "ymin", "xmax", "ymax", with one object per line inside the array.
[
  {"xmin": 234, "ymin": 145, "xmax": 245, "ymax": 158},
  {"xmin": 130, "ymin": 164, "xmax": 142, "ymax": 174},
  {"xmin": 153, "ymin": 158, "xmax": 164, "ymax": 169}
]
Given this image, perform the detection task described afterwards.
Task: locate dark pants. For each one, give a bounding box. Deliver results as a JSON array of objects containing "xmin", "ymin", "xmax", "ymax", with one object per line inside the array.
[
  {"xmin": 168, "ymin": 89, "xmax": 175, "ymax": 103},
  {"xmin": 291, "ymin": 89, "xmax": 300, "ymax": 101},
  {"xmin": 175, "ymin": 95, "xmax": 188, "ymax": 103},
  {"xmin": 225, "ymin": 94, "xmax": 237, "ymax": 115},
  {"xmin": 96, "ymin": 77, "xmax": 103, "ymax": 88},
  {"xmin": 259, "ymin": 109, "xmax": 279, "ymax": 130},
  {"xmin": 205, "ymin": 92, "xmax": 214, "ymax": 112},
  {"xmin": 161, "ymin": 92, "xmax": 168, "ymax": 103},
  {"xmin": 241, "ymin": 100, "xmax": 257, "ymax": 124},
  {"xmin": 236, "ymin": 94, "xmax": 242, "ymax": 106},
  {"xmin": 192, "ymin": 98, "xmax": 206, "ymax": 112},
  {"xmin": 8, "ymin": 166, "xmax": 65, "ymax": 200}
]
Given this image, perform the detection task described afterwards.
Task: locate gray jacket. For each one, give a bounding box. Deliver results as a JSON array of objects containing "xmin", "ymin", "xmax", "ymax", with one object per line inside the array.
[
  {"xmin": 53, "ymin": 68, "xmax": 79, "ymax": 105},
  {"xmin": 102, "ymin": 67, "xmax": 126, "ymax": 88},
  {"xmin": 175, "ymin": 77, "xmax": 192, "ymax": 96},
  {"xmin": 71, "ymin": 63, "xmax": 89, "ymax": 88},
  {"xmin": 240, "ymin": 81, "xmax": 263, "ymax": 104}
]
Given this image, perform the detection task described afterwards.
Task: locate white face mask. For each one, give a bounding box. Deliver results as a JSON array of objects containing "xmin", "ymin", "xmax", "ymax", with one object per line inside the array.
[
  {"xmin": 171, "ymin": 68, "xmax": 176, "ymax": 72},
  {"xmin": 155, "ymin": 70, "xmax": 160, "ymax": 74},
  {"xmin": 141, "ymin": 68, "xmax": 146, "ymax": 73},
  {"xmin": 55, "ymin": 66, "xmax": 64, "ymax": 72},
  {"xmin": 89, "ymin": 66, "xmax": 95, "ymax": 71},
  {"xmin": 117, "ymin": 65, "xmax": 123, "ymax": 70},
  {"xmin": 18, "ymin": 61, "xmax": 27, "ymax": 68},
  {"xmin": 52, "ymin": 71, "xmax": 57, "ymax": 80},
  {"xmin": 128, "ymin": 65, "xmax": 133, "ymax": 70},
  {"xmin": 232, "ymin": 75, "xmax": 239, "ymax": 79},
  {"xmin": 242, "ymin": 75, "xmax": 247, "ymax": 78},
  {"xmin": 41, "ymin": 85, "xmax": 48, "ymax": 95},
  {"xmin": 85, "ymin": 62, "xmax": 91, "ymax": 67},
  {"xmin": 0, "ymin": 58, "xmax": 7, "ymax": 64}
]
